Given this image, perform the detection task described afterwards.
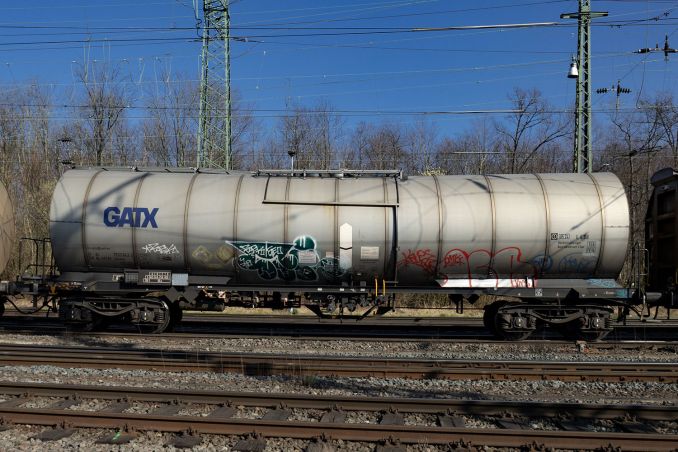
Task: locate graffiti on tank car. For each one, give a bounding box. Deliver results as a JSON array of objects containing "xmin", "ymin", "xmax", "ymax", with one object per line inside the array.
[
  {"xmin": 438, "ymin": 246, "xmax": 540, "ymax": 289},
  {"xmin": 442, "ymin": 246, "xmax": 533, "ymax": 274},
  {"xmin": 588, "ymin": 278, "xmax": 618, "ymax": 288},
  {"xmin": 237, "ymin": 243, "xmax": 286, "ymax": 259},
  {"xmin": 531, "ymin": 254, "xmax": 553, "ymax": 272},
  {"xmin": 557, "ymin": 254, "xmax": 596, "ymax": 273},
  {"xmin": 398, "ymin": 249, "xmax": 437, "ymax": 273},
  {"xmin": 444, "ymin": 252, "xmax": 465, "ymax": 267},
  {"xmin": 103, "ymin": 207, "xmax": 159, "ymax": 228},
  {"xmin": 227, "ymin": 235, "xmax": 344, "ymax": 282},
  {"xmin": 142, "ymin": 243, "xmax": 179, "ymax": 255}
]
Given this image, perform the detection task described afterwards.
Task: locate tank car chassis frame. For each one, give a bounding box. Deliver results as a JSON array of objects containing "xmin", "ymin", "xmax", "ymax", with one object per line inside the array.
[
  {"xmin": 6, "ymin": 257, "xmax": 639, "ymax": 340},
  {"xmin": 0, "ymin": 260, "xmax": 660, "ymax": 340}
]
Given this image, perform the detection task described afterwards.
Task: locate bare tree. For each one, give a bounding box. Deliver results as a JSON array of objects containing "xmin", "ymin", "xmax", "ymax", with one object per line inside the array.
[
  {"xmin": 598, "ymin": 101, "xmax": 665, "ymax": 284},
  {"xmin": 230, "ymin": 91, "xmax": 258, "ymax": 170},
  {"xmin": 495, "ymin": 88, "xmax": 568, "ymax": 173},
  {"xmin": 404, "ymin": 120, "xmax": 438, "ymax": 174},
  {"xmin": 74, "ymin": 59, "xmax": 130, "ymax": 166},
  {"xmin": 647, "ymin": 93, "xmax": 678, "ymax": 166},
  {"xmin": 434, "ymin": 117, "xmax": 500, "ymax": 175},
  {"xmin": 142, "ymin": 72, "xmax": 198, "ymax": 167},
  {"xmin": 277, "ymin": 100, "xmax": 342, "ymax": 170},
  {"xmin": 0, "ymin": 83, "xmax": 60, "ymax": 277},
  {"xmin": 345, "ymin": 122, "xmax": 407, "ymax": 170}
]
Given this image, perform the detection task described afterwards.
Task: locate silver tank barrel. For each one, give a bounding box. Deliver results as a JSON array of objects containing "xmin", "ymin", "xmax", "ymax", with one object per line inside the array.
[{"xmin": 49, "ymin": 169, "xmax": 629, "ymax": 288}]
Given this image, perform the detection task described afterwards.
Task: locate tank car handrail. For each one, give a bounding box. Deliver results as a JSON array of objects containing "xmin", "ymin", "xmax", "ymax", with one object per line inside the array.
[
  {"xmin": 62, "ymin": 166, "xmax": 408, "ymax": 179},
  {"xmin": 262, "ymin": 199, "xmax": 399, "ymax": 207},
  {"xmin": 254, "ymin": 169, "xmax": 404, "ymax": 179},
  {"xmin": 62, "ymin": 165, "xmax": 246, "ymax": 175}
]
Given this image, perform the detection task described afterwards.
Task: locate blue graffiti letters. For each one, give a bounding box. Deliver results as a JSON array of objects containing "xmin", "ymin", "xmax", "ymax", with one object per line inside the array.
[
  {"xmin": 103, "ymin": 207, "xmax": 159, "ymax": 228},
  {"xmin": 557, "ymin": 254, "xmax": 595, "ymax": 273}
]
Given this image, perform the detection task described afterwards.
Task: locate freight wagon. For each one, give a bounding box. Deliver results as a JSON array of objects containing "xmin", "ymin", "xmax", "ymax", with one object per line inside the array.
[{"xmin": 0, "ymin": 166, "xmax": 674, "ymax": 339}]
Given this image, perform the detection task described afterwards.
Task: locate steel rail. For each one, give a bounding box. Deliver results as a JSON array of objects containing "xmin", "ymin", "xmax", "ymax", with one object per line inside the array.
[
  {"xmin": 1, "ymin": 312, "xmax": 677, "ymax": 340},
  {"xmin": 0, "ymin": 410, "xmax": 675, "ymax": 451},
  {"xmin": 0, "ymin": 344, "xmax": 675, "ymax": 382},
  {"xmin": 0, "ymin": 382, "xmax": 675, "ymax": 450},
  {"xmin": 0, "ymin": 381, "xmax": 675, "ymax": 418},
  {"xmin": 1, "ymin": 327, "xmax": 677, "ymax": 350}
]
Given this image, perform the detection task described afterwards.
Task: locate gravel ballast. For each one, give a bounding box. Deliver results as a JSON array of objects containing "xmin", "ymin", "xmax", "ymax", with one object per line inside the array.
[{"xmin": 0, "ymin": 332, "xmax": 675, "ymax": 450}]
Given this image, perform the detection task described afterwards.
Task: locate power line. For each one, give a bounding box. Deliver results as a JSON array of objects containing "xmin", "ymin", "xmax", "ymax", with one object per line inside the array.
[
  {"xmin": 0, "ymin": 104, "xmax": 666, "ymax": 118},
  {"xmin": 236, "ymin": 1, "xmax": 571, "ymax": 27}
]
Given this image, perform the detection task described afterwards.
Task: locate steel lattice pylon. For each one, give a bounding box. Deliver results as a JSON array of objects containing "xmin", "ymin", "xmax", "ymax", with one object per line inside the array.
[
  {"xmin": 562, "ymin": 1, "xmax": 607, "ymax": 173},
  {"xmin": 197, "ymin": 0, "xmax": 231, "ymax": 170}
]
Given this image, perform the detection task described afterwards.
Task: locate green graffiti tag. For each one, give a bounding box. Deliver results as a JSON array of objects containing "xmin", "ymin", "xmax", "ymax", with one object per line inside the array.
[{"xmin": 226, "ymin": 235, "xmax": 343, "ymax": 281}]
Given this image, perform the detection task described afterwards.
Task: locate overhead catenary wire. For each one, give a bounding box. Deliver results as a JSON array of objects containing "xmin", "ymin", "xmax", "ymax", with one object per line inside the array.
[
  {"xmin": 0, "ymin": 51, "xmax": 653, "ymax": 90},
  {"xmin": 0, "ymin": 0, "xmax": 676, "ymax": 146}
]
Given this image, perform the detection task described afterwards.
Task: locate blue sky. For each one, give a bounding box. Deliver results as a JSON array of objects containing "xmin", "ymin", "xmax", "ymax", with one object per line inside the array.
[{"xmin": 0, "ymin": 0, "xmax": 677, "ymax": 136}]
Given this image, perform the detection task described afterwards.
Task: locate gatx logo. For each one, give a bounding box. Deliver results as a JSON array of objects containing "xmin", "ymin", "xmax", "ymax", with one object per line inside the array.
[{"xmin": 103, "ymin": 207, "xmax": 159, "ymax": 228}]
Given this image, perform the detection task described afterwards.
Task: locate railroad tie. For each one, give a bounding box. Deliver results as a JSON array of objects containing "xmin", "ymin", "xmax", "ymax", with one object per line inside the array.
[
  {"xmin": 151, "ymin": 400, "xmax": 184, "ymax": 416},
  {"xmin": 437, "ymin": 414, "xmax": 465, "ymax": 428},
  {"xmin": 320, "ymin": 410, "xmax": 346, "ymax": 423},
  {"xmin": 101, "ymin": 400, "xmax": 131, "ymax": 413},
  {"xmin": 558, "ymin": 419, "xmax": 595, "ymax": 431},
  {"xmin": 375, "ymin": 438, "xmax": 406, "ymax": 452},
  {"xmin": 168, "ymin": 430, "xmax": 202, "ymax": 449},
  {"xmin": 96, "ymin": 430, "xmax": 137, "ymax": 445},
  {"xmin": 379, "ymin": 409, "xmax": 404, "ymax": 425},
  {"xmin": 305, "ymin": 436, "xmax": 335, "ymax": 452},
  {"xmin": 31, "ymin": 427, "xmax": 75, "ymax": 441},
  {"xmin": 261, "ymin": 407, "xmax": 292, "ymax": 421},
  {"xmin": 207, "ymin": 404, "xmax": 236, "ymax": 419},
  {"xmin": 497, "ymin": 418, "xmax": 529, "ymax": 430},
  {"xmin": 0, "ymin": 396, "xmax": 30, "ymax": 408},
  {"xmin": 48, "ymin": 395, "xmax": 80, "ymax": 410},
  {"xmin": 618, "ymin": 421, "xmax": 659, "ymax": 434},
  {"xmin": 234, "ymin": 433, "xmax": 266, "ymax": 452}
]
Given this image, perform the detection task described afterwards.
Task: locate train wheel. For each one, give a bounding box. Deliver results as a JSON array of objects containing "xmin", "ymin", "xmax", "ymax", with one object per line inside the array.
[
  {"xmin": 558, "ymin": 320, "xmax": 610, "ymax": 342},
  {"xmin": 483, "ymin": 301, "xmax": 503, "ymax": 337},
  {"xmin": 165, "ymin": 301, "xmax": 183, "ymax": 332},
  {"xmin": 496, "ymin": 329, "xmax": 533, "ymax": 341},
  {"xmin": 138, "ymin": 299, "xmax": 171, "ymax": 334},
  {"xmin": 67, "ymin": 313, "xmax": 105, "ymax": 332},
  {"xmin": 493, "ymin": 301, "xmax": 534, "ymax": 341}
]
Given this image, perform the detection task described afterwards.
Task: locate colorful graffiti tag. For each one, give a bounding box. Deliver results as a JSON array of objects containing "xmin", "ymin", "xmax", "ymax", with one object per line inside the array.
[
  {"xmin": 227, "ymin": 235, "xmax": 343, "ymax": 282},
  {"xmin": 398, "ymin": 246, "xmax": 539, "ymax": 289},
  {"xmin": 398, "ymin": 245, "xmax": 600, "ymax": 288}
]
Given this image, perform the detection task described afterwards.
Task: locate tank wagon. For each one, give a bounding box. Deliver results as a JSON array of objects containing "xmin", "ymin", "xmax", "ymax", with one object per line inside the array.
[{"xmin": 0, "ymin": 166, "xmax": 669, "ymax": 339}]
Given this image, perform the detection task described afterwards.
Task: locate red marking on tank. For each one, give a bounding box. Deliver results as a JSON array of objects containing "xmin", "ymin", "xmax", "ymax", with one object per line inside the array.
[
  {"xmin": 398, "ymin": 249, "xmax": 436, "ymax": 273},
  {"xmin": 442, "ymin": 246, "xmax": 539, "ymax": 288},
  {"xmin": 444, "ymin": 253, "xmax": 465, "ymax": 267}
]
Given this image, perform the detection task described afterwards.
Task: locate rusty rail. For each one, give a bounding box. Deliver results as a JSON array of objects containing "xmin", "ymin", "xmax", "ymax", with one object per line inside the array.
[
  {"xmin": 0, "ymin": 344, "xmax": 675, "ymax": 382},
  {"xmin": 0, "ymin": 382, "xmax": 675, "ymax": 450}
]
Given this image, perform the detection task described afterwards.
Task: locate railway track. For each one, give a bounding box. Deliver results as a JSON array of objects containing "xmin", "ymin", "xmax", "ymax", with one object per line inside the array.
[
  {"xmin": 0, "ymin": 343, "xmax": 675, "ymax": 382},
  {"xmin": 1, "ymin": 312, "xmax": 677, "ymax": 341},
  {"xmin": 0, "ymin": 382, "xmax": 675, "ymax": 450}
]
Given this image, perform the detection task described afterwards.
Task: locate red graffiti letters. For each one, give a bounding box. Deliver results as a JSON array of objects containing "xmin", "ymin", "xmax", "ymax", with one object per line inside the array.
[{"xmin": 398, "ymin": 249, "xmax": 436, "ymax": 273}]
